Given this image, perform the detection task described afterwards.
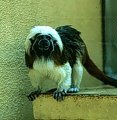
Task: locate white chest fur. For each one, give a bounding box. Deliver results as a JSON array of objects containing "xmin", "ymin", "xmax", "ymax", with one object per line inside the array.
[{"xmin": 28, "ymin": 58, "xmax": 71, "ymax": 92}]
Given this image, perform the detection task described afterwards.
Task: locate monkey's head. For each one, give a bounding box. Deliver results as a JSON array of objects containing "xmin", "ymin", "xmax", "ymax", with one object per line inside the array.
[{"xmin": 25, "ymin": 26, "xmax": 63, "ymax": 58}]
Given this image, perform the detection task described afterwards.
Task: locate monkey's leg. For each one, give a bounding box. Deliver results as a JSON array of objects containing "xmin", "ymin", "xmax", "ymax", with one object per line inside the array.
[{"xmin": 68, "ymin": 59, "xmax": 83, "ymax": 93}]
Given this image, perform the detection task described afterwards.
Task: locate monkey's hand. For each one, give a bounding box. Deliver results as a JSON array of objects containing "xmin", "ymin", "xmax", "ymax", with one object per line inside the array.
[
  {"xmin": 27, "ymin": 89, "xmax": 41, "ymax": 101},
  {"xmin": 53, "ymin": 90, "xmax": 66, "ymax": 102}
]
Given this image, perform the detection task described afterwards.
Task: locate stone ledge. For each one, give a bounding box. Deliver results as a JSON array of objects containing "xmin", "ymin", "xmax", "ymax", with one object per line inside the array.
[{"xmin": 33, "ymin": 88, "xmax": 117, "ymax": 120}]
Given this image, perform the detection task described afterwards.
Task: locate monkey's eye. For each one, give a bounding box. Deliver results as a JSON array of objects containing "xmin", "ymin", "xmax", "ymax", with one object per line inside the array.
[
  {"xmin": 53, "ymin": 40, "xmax": 57, "ymax": 45},
  {"xmin": 46, "ymin": 35, "xmax": 51, "ymax": 40}
]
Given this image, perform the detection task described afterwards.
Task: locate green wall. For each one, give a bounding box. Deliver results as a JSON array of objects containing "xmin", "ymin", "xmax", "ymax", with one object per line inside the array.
[{"xmin": 0, "ymin": 0, "xmax": 102, "ymax": 119}]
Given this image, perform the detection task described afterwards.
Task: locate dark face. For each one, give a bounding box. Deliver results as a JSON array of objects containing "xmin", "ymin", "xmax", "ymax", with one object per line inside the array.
[{"xmin": 30, "ymin": 33, "xmax": 57, "ymax": 58}]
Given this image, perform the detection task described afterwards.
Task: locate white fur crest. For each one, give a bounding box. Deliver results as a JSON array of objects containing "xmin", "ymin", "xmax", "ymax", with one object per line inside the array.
[{"xmin": 25, "ymin": 26, "xmax": 63, "ymax": 55}]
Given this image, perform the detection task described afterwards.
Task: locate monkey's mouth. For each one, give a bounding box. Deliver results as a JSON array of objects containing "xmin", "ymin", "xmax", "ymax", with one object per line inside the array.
[
  {"xmin": 38, "ymin": 39, "xmax": 51, "ymax": 51},
  {"xmin": 32, "ymin": 39, "xmax": 55, "ymax": 57}
]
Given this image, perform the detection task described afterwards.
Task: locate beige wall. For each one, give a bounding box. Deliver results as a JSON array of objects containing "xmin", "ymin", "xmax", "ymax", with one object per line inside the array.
[{"xmin": 0, "ymin": 0, "xmax": 102, "ymax": 119}]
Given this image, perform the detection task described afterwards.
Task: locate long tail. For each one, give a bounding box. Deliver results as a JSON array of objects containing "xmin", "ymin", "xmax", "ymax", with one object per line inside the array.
[{"xmin": 83, "ymin": 49, "xmax": 117, "ymax": 87}]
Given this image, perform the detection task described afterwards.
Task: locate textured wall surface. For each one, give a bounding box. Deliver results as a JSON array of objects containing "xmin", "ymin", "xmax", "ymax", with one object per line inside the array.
[
  {"xmin": 0, "ymin": 1, "xmax": 35, "ymax": 120},
  {"xmin": 0, "ymin": 0, "xmax": 102, "ymax": 120}
]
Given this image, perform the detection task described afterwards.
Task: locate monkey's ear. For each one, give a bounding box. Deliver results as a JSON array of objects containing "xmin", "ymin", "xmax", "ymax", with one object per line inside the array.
[{"xmin": 25, "ymin": 52, "xmax": 35, "ymax": 69}]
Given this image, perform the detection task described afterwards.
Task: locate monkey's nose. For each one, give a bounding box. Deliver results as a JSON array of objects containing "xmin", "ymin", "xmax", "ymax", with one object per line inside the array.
[{"xmin": 38, "ymin": 40, "xmax": 50, "ymax": 50}]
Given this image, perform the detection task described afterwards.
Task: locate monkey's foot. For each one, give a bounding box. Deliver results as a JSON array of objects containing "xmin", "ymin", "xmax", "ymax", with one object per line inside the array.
[
  {"xmin": 67, "ymin": 87, "xmax": 79, "ymax": 93},
  {"xmin": 27, "ymin": 90, "xmax": 41, "ymax": 101},
  {"xmin": 53, "ymin": 90, "xmax": 66, "ymax": 102}
]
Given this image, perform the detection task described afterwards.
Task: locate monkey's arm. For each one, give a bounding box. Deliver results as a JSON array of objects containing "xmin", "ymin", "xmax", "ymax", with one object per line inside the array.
[
  {"xmin": 53, "ymin": 62, "xmax": 72, "ymax": 101},
  {"xmin": 25, "ymin": 52, "xmax": 41, "ymax": 101}
]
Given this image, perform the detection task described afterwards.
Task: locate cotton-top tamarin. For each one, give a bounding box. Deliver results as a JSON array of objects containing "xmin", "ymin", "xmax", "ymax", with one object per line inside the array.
[{"xmin": 25, "ymin": 25, "xmax": 117, "ymax": 101}]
